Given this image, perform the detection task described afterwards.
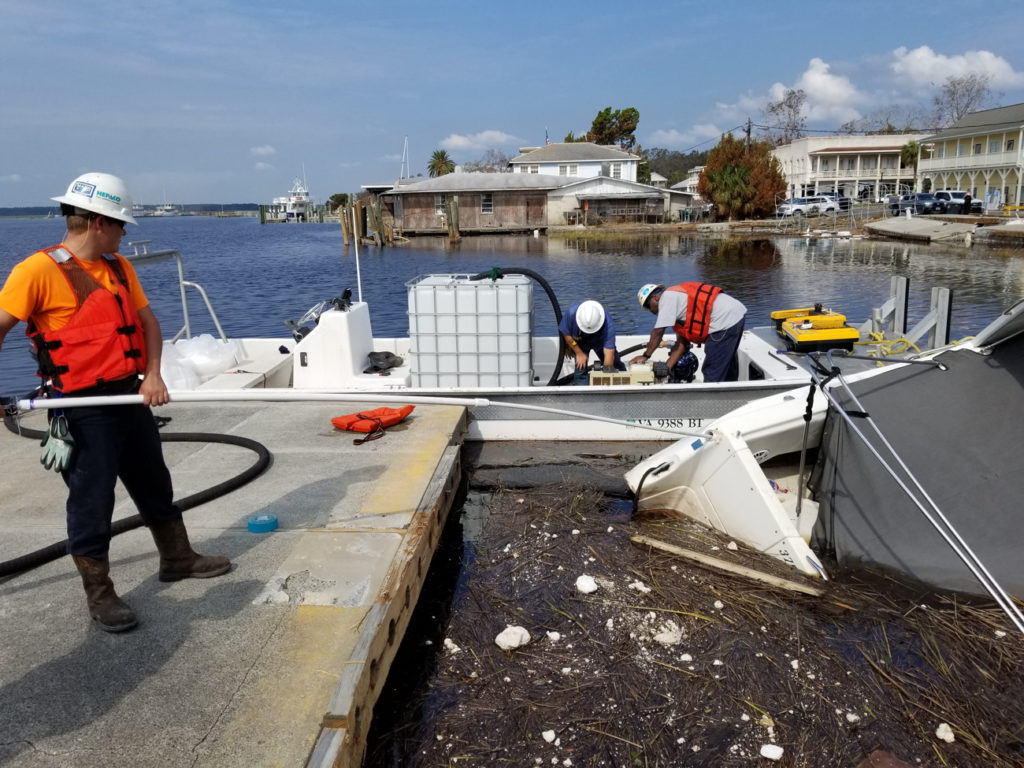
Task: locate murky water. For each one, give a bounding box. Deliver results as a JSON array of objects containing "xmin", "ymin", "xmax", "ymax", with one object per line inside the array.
[{"xmin": 2, "ymin": 215, "xmax": 1022, "ymax": 394}]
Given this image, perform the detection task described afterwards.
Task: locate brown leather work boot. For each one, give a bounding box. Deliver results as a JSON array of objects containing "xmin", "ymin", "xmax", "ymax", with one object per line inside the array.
[
  {"xmin": 150, "ymin": 518, "xmax": 231, "ymax": 582},
  {"xmin": 71, "ymin": 555, "xmax": 139, "ymax": 633}
]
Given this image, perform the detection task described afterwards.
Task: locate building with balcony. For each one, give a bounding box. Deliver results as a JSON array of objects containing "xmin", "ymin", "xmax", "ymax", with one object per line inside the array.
[
  {"xmin": 918, "ymin": 102, "xmax": 1024, "ymax": 209},
  {"xmin": 773, "ymin": 134, "xmax": 927, "ymax": 202}
]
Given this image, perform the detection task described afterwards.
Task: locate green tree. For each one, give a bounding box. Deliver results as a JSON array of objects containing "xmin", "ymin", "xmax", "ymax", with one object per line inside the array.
[
  {"xmin": 327, "ymin": 193, "xmax": 350, "ymax": 211},
  {"xmin": 900, "ymin": 140, "xmax": 921, "ymax": 173},
  {"xmin": 566, "ymin": 107, "xmax": 641, "ymax": 150},
  {"xmin": 697, "ymin": 134, "xmax": 786, "ymax": 221},
  {"xmin": 427, "ymin": 149, "xmax": 455, "ymax": 177}
]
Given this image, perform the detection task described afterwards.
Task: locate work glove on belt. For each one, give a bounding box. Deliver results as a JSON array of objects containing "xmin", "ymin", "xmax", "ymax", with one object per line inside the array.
[{"xmin": 40, "ymin": 414, "xmax": 75, "ymax": 473}]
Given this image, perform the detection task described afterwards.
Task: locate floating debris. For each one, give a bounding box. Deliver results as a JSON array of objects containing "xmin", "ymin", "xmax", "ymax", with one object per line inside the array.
[{"xmin": 366, "ymin": 484, "xmax": 1024, "ymax": 767}]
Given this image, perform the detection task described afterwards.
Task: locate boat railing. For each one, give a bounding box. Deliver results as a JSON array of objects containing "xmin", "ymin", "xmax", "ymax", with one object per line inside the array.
[{"xmin": 125, "ymin": 241, "xmax": 228, "ymax": 342}]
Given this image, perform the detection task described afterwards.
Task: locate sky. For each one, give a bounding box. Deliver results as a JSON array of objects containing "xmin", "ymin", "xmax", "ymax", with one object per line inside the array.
[{"xmin": 2, "ymin": 0, "xmax": 1023, "ymax": 207}]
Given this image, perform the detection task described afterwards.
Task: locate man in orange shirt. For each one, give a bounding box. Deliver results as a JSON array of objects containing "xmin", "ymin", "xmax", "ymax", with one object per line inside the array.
[{"xmin": 0, "ymin": 172, "xmax": 230, "ymax": 633}]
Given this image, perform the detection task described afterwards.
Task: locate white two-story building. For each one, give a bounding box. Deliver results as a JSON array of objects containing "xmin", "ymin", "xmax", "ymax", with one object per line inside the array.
[
  {"xmin": 773, "ymin": 134, "xmax": 927, "ymax": 202},
  {"xmin": 508, "ymin": 142, "xmax": 639, "ymax": 182}
]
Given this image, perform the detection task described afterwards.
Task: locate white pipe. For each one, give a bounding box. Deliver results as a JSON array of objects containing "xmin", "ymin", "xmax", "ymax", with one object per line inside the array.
[
  {"xmin": 13, "ymin": 389, "xmax": 707, "ymax": 438},
  {"xmin": 352, "ymin": 204, "xmax": 362, "ymax": 303}
]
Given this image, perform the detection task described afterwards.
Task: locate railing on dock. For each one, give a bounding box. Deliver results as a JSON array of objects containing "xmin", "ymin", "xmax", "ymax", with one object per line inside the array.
[{"xmin": 126, "ymin": 241, "xmax": 228, "ymax": 342}]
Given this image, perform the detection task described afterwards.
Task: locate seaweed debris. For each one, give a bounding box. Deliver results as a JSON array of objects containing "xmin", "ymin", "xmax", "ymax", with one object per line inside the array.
[{"xmin": 366, "ymin": 484, "xmax": 1024, "ymax": 767}]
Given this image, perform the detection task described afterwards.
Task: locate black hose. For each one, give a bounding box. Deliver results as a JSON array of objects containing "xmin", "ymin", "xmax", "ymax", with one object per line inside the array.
[
  {"xmin": 1, "ymin": 413, "xmax": 272, "ymax": 578},
  {"xmin": 469, "ymin": 267, "xmax": 565, "ymax": 386},
  {"xmin": 631, "ymin": 461, "xmax": 671, "ymax": 516}
]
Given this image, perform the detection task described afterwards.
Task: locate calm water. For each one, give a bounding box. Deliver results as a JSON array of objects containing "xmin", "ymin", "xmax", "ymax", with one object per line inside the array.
[{"xmin": 2, "ymin": 215, "xmax": 1022, "ymax": 395}]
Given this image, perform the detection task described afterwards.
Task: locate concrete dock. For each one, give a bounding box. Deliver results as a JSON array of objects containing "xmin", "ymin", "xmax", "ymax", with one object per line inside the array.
[{"xmin": 0, "ymin": 400, "xmax": 466, "ymax": 767}]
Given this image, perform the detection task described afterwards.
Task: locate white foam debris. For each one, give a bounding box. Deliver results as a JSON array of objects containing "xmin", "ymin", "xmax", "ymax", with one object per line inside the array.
[
  {"xmin": 628, "ymin": 580, "xmax": 651, "ymax": 593},
  {"xmin": 517, "ymin": 498, "xmax": 524, "ymax": 503},
  {"xmin": 576, "ymin": 574, "xmax": 598, "ymax": 594},
  {"xmin": 653, "ymin": 620, "xmax": 683, "ymax": 646},
  {"xmin": 562, "ymin": 759, "xmax": 572, "ymax": 767},
  {"xmin": 714, "ymin": 600, "xmax": 724, "ymax": 609},
  {"xmin": 607, "ymin": 526, "xmax": 614, "ymax": 533},
  {"xmin": 935, "ymin": 722, "xmax": 955, "ymax": 743},
  {"xmin": 790, "ymin": 659, "xmax": 800, "ymax": 671},
  {"xmin": 605, "ymin": 618, "xmax": 614, "ymax": 630},
  {"xmin": 846, "ymin": 712, "xmax": 861, "ymax": 724},
  {"xmin": 712, "ymin": 659, "xmax": 723, "ymax": 666},
  {"xmin": 495, "ymin": 625, "xmax": 531, "ymax": 650},
  {"xmin": 571, "ymin": 529, "xmax": 581, "ymax": 535},
  {"xmin": 443, "ymin": 638, "xmax": 461, "ymax": 654},
  {"xmin": 542, "ymin": 729, "xmax": 556, "ymax": 743},
  {"xmin": 740, "ymin": 713, "xmax": 751, "ymax": 722},
  {"xmin": 680, "ymin": 653, "xmax": 693, "ymax": 662},
  {"xmin": 546, "ymin": 631, "xmax": 561, "ymax": 642},
  {"xmin": 995, "ymin": 630, "xmax": 1007, "ymax": 638},
  {"xmin": 561, "ymin": 667, "xmax": 572, "ymax": 675},
  {"xmin": 760, "ymin": 744, "xmax": 784, "ymax": 760},
  {"xmin": 727, "ymin": 541, "xmax": 739, "ymax": 550}
]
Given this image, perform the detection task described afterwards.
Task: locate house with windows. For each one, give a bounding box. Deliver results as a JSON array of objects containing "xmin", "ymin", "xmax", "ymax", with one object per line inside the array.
[
  {"xmin": 917, "ymin": 102, "xmax": 1024, "ymax": 210},
  {"xmin": 378, "ymin": 167, "xmax": 692, "ymax": 234},
  {"xmin": 773, "ymin": 134, "xmax": 927, "ymax": 202},
  {"xmin": 508, "ymin": 143, "xmax": 639, "ymax": 182},
  {"xmin": 379, "ymin": 173, "xmax": 560, "ymax": 234}
]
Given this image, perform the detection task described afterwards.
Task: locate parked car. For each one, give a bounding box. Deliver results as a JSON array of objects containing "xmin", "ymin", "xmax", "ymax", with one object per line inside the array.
[
  {"xmin": 822, "ymin": 194, "xmax": 852, "ymax": 211},
  {"xmin": 933, "ymin": 190, "xmax": 983, "ymax": 214},
  {"xmin": 776, "ymin": 196, "xmax": 837, "ymax": 217},
  {"xmin": 889, "ymin": 193, "xmax": 943, "ymax": 215}
]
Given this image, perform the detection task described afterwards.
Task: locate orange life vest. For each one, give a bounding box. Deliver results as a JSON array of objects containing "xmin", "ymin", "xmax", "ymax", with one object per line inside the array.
[
  {"xmin": 331, "ymin": 405, "xmax": 415, "ymax": 433},
  {"xmin": 665, "ymin": 282, "xmax": 722, "ymax": 343},
  {"xmin": 27, "ymin": 247, "xmax": 147, "ymax": 393}
]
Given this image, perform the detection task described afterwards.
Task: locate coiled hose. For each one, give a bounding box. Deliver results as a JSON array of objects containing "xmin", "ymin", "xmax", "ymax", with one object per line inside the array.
[{"xmin": 1, "ymin": 408, "xmax": 272, "ymax": 578}]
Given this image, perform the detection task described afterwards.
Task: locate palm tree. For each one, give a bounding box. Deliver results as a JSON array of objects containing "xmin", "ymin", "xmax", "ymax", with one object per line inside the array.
[{"xmin": 428, "ymin": 150, "xmax": 455, "ymax": 178}]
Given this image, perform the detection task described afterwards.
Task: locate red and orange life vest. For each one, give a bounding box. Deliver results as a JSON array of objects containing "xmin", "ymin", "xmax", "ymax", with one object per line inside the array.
[
  {"xmin": 665, "ymin": 282, "xmax": 722, "ymax": 343},
  {"xmin": 27, "ymin": 247, "xmax": 147, "ymax": 393}
]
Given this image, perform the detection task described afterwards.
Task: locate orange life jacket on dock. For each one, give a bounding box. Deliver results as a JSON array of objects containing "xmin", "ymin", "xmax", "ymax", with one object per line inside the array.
[{"xmin": 331, "ymin": 405, "xmax": 415, "ymax": 443}]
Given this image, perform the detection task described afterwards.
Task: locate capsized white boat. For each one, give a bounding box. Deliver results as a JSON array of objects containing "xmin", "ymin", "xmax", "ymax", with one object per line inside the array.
[{"xmin": 626, "ymin": 296, "xmax": 1024, "ymax": 629}]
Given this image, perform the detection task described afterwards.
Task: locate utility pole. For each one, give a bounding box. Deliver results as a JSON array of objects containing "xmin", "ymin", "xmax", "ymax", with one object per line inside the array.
[{"xmin": 745, "ymin": 118, "xmax": 752, "ymax": 151}]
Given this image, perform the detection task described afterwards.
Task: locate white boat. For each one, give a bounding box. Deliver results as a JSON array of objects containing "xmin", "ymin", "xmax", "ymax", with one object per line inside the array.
[
  {"xmin": 269, "ymin": 178, "xmax": 312, "ymax": 222},
  {"xmin": 625, "ymin": 297, "xmax": 1024, "ymax": 617},
  {"xmin": 15, "ymin": 245, "xmax": 952, "ymax": 444}
]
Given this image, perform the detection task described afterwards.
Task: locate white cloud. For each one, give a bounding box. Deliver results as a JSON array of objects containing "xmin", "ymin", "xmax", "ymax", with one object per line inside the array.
[
  {"xmin": 890, "ymin": 46, "xmax": 1024, "ymax": 88},
  {"xmin": 250, "ymin": 145, "xmax": 277, "ymax": 157},
  {"xmin": 765, "ymin": 57, "xmax": 865, "ymax": 125},
  {"xmin": 647, "ymin": 124, "xmax": 722, "ymax": 150},
  {"xmin": 253, "ymin": 162, "xmax": 273, "ymax": 171},
  {"xmin": 439, "ymin": 130, "xmax": 518, "ymax": 153}
]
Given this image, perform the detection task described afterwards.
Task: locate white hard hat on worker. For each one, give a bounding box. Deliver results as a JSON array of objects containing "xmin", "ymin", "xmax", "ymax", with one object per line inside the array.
[
  {"xmin": 575, "ymin": 300, "xmax": 605, "ymax": 334},
  {"xmin": 637, "ymin": 283, "xmax": 664, "ymax": 310},
  {"xmin": 52, "ymin": 172, "xmax": 138, "ymax": 226}
]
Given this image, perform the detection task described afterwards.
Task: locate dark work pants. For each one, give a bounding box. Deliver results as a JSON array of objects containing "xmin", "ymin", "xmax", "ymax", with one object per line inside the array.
[
  {"xmin": 62, "ymin": 401, "xmax": 179, "ymax": 558},
  {"xmin": 701, "ymin": 316, "xmax": 746, "ymax": 383}
]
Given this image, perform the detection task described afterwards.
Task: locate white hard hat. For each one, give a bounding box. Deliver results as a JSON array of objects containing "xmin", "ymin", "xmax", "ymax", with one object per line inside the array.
[
  {"xmin": 637, "ymin": 283, "xmax": 664, "ymax": 309},
  {"xmin": 52, "ymin": 172, "xmax": 138, "ymax": 225},
  {"xmin": 575, "ymin": 300, "xmax": 605, "ymax": 334}
]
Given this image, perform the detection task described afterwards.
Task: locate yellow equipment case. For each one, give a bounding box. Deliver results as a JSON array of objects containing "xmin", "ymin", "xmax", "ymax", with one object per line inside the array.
[{"xmin": 771, "ymin": 303, "xmax": 860, "ymax": 352}]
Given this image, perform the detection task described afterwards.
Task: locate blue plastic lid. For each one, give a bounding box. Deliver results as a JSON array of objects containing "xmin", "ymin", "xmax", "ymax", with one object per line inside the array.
[{"xmin": 247, "ymin": 513, "xmax": 278, "ymax": 533}]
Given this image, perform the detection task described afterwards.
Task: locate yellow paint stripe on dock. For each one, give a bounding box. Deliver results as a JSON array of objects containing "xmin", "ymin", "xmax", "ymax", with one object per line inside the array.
[
  {"xmin": 195, "ymin": 605, "xmax": 362, "ymax": 768},
  {"xmin": 359, "ymin": 405, "xmax": 465, "ymax": 517}
]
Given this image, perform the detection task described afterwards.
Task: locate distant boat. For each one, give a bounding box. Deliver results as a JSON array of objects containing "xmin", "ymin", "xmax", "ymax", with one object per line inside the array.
[
  {"xmin": 153, "ymin": 202, "xmax": 181, "ymax": 217},
  {"xmin": 269, "ymin": 178, "xmax": 312, "ymax": 222}
]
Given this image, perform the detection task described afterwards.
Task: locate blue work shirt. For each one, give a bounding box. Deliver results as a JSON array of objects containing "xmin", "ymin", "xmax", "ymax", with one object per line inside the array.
[{"xmin": 558, "ymin": 302, "xmax": 617, "ymax": 353}]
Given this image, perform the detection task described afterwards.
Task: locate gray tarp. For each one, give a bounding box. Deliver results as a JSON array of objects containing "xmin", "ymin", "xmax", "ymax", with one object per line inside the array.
[{"xmin": 810, "ymin": 333, "xmax": 1024, "ymax": 597}]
